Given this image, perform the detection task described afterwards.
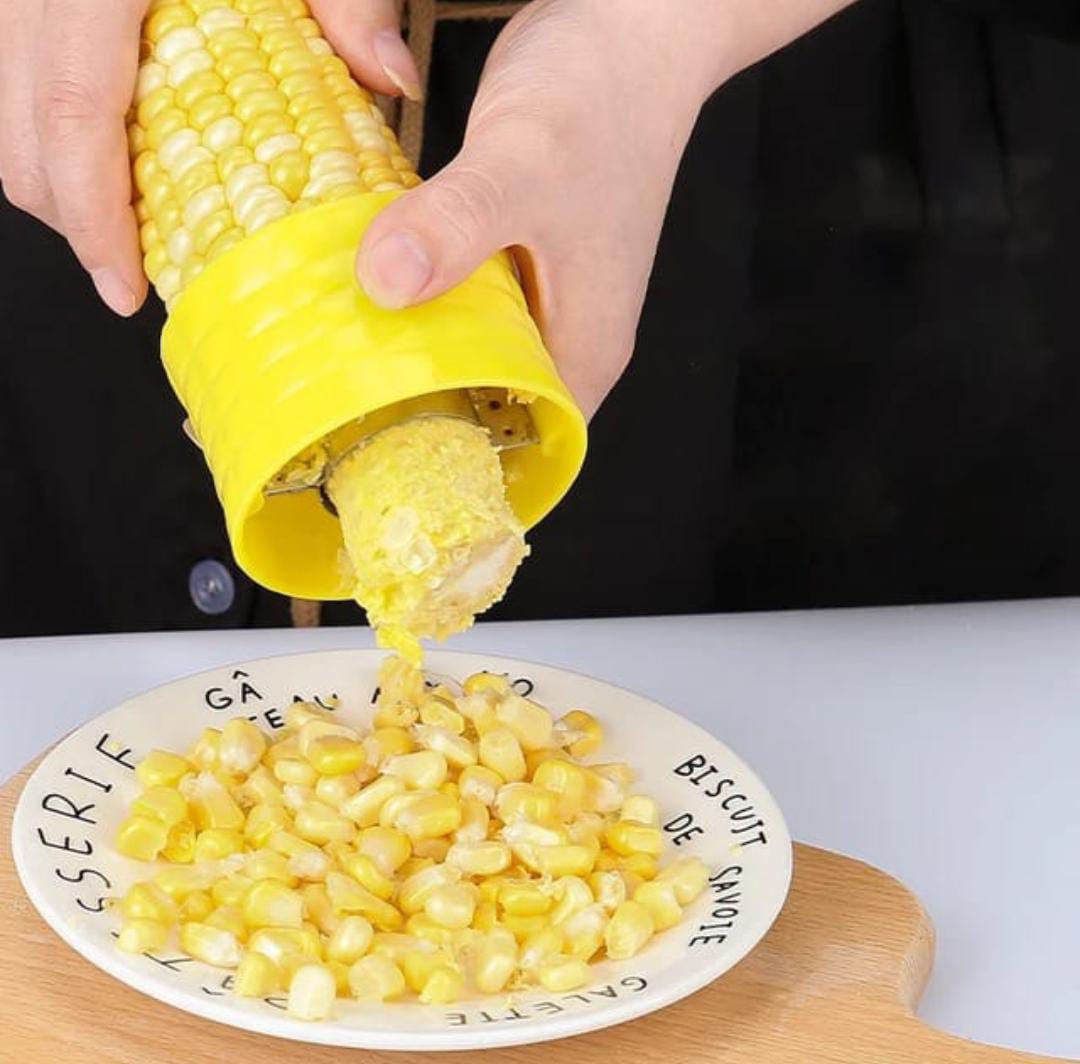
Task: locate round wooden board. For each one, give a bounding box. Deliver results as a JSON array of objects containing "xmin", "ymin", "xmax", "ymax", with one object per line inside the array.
[{"xmin": 0, "ymin": 758, "xmax": 1066, "ymax": 1064}]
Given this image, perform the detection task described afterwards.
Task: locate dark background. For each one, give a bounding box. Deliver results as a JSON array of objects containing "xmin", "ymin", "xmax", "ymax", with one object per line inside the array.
[{"xmin": 2, "ymin": 0, "xmax": 1079, "ymax": 637}]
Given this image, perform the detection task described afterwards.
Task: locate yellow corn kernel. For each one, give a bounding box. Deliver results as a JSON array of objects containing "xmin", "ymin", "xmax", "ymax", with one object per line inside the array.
[
  {"xmin": 418, "ymin": 963, "xmax": 465, "ymax": 1005},
  {"xmin": 237, "ymin": 765, "xmax": 284, "ymax": 807},
  {"xmin": 325, "ymin": 872, "xmax": 403, "ymax": 930},
  {"xmin": 372, "ymin": 701, "xmax": 418, "ymax": 729},
  {"xmin": 473, "ymin": 899, "xmax": 498, "ymax": 932},
  {"xmin": 383, "ymin": 750, "xmax": 447, "ymax": 790},
  {"xmin": 398, "ymin": 863, "xmax": 461, "ymax": 915},
  {"xmin": 288, "ymin": 962, "xmax": 337, "ymax": 1021},
  {"xmin": 537, "ymin": 955, "xmax": 590, "ymax": 993},
  {"xmin": 366, "ymin": 726, "xmax": 414, "ymax": 763},
  {"xmin": 219, "ymin": 718, "xmax": 267, "ymax": 775},
  {"xmin": 494, "ymin": 783, "xmax": 558, "ymax": 824},
  {"xmin": 453, "ymin": 798, "xmax": 490, "ymax": 844},
  {"xmin": 562, "ymin": 903, "xmax": 607, "ymax": 961},
  {"xmin": 445, "ymin": 840, "xmax": 511, "ymax": 877},
  {"xmin": 456, "ymin": 693, "xmax": 498, "ymax": 735},
  {"xmin": 117, "ymin": 918, "xmax": 170, "ymax": 954},
  {"xmin": 497, "ymin": 911, "xmax": 548, "ymax": 941},
  {"xmin": 531, "ymin": 758, "xmax": 587, "ymax": 818},
  {"xmin": 245, "ymin": 848, "xmax": 298, "ymax": 884},
  {"xmin": 314, "ymin": 772, "xmax": 360, "ymax": 808},
  {"xmin": 243, "ymin": 880, "xmax": 304, "ymax": 929},
  {"xmin": 283, "ymin": 783, "xmax": 317, "ymax": 814},
  {"xmin": 303, "ymin": 733, "xmax": 365, "ymax": 777},
  {"xmin": 340, "ymin": 852, "xmax": 394, "ymax": 901},
  {"xmin": 458, "ymin": 765, "xmax": 502, "ymax": 807},
  {"xmin": 621, "ymin": 795, "xmax": 661, "ymax": 827},
  {"xmin": 245, "ymin": 803, "xmax": 292, "ymax": 847},
  {"xmin": 404, "ymin": 912, "xmax": 457, "ymax": 949},
  {"xmin": 412, "ymin": 837, "xmax": 451, "ymax": 862},
  {"xmin": 567, "ymin": 811, "xmax": 607, "ymax": 845},
  {"xmin": 180, "ymin": 922, "xmax": 242, "ymax": 967},
  {"xmin": 273, "ymin": 757, "xmax": 318, "ymax": 786},
  {"xmin": 604, "ymin": 900, "xmax": 654, "ymax": 960},
  {"xmin": 187, "ymin": 728, "xmax": 222, "ymax": 771},
  {"xmin": 194, "ymin": 827, "xmax": 245, "ymax": 862},
  {"xmin": 348, "ymin": 954, "xmax": 406, "ymax": 1002},
  {"xmin": 294, "ymin": 800, "xmax": 356, "ymax": 844},
  {"xmin": 633, "ymin": 879, "xmax": 683, "ymax": 932},
  {"xmin": 398, "ymin": 856, "xmax": 435, "ymax": 879},
  {"xmin": 423, "ymin": 883, "xmax": 476, "ymax": 930},
  {"xmin": 494, "ymin": 694, "xmax": 553, "ymax": 752},
  {"xmin": 620, "ymin": 853, "xmax": 659, "ymax": 881},
  {"xmin": 120, "ymin": 882, "xmax": 180, "ymax": 924},
  {"xmin": 534, "ymin": 844, "xmax": 596, "ymax": 879},
  {"xmin": 604, "ymin": 821, "xmax": 664, "ymax": 859},
  {"xmin": 182, "ymin": 772, "xmax": 245, "ymax": 831},
  {"xmin": 548, "ymin": 876, "xmax": 594, "ymax": 925},
  {"xmin": 136, "ymin": 750, "xmax": 195, "ymax": 789},
  {"xmin": 478, "ymin": 729, "xmax": 527, "ymax": 783},
  {"xmin": 582, "ymin": 771, "xmax": 625, "ymax": 815},
  {"xmin": 412, "ymin": 725, "xmax": 477, "ymax": 769},
  {"xmin": 155, "ymin": 863, "xmax": 218, "ymax": 901},
  {"xmin": 131, "ymin": 786, "xmax": 189, "ymax": 827},
  {"xmin": 519, "ymin": 925, "xmax": 563, "ymax": 971},
  {"xmin": 326, "ymin": 914, "xmax": 374, "ymax": 964},
  {"xmin": 234, "ymin": 950, "xmax": 280, "ymax": 996},
  {"xmin": 356, "ymin": 825, "xmax": 412, "ymax": 875},
  {"xmin": 472, "ymin": 927, "xmax": 517, "ymax": 994},
  {"xmin": 419, "ymin": 696, "xmax": 465, "ymax": 734},
  {"xmin": 401, "ymin": 948, "xmax": 452, "ymax": 993},
  {"xmin": 181, "ymin": 891, "xmax": 214, "ymax": 922},
  {"xmin": 205, "ymin": 903, "xmax": 248, "ymax": 941},
  {"xmin": 657, "ymin": 857, "xmax": 710, "ymax": 905},
  {"xmin": 301, "ymin": 882, "xmax": 340, "ymax": 935},
  {"xmin": 590, "ymin": 870, "xmax": 627, "ymax": 912},
  {"xmin": 248, "ymin": 926, "xmax": 321, "ymax": 966},
  {"xmin": 395, "ymin": 793, "xmax": 462, "ymax": 841},
  {"xmin": 462, "ymin": 672, "xmax": 510, "ymax": 697},
  {"xmin": 340, "ymin": 775, "xmax": 405, "ymax": 827},
  {"xmin": 498, "ymin": 881, "xmax": 551, "ymax": 918},
  {"xmin": 117, "ymin": 815, "xmax": 169, "ymax": 861},
  {"xmin": 555, "ymin": 710, "xmax": 601, "ymax": 758},
  {"xmin": 211, "ymin": 873, "xmax": 255, "ymax": 908}
]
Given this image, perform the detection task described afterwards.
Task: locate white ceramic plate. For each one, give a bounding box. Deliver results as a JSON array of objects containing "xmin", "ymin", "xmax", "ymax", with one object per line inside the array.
[{"xmin": 12, "ymin": 649, "xmax": 791, "ymax": 1051}]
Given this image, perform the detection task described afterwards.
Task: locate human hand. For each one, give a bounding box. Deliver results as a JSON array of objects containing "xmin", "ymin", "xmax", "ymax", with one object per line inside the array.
[
  {"xmin": 356, "ymin": 0, "xmax": 722, "ymax": 419},
  {"xmin": 0, "ymin": 0, "xmax": 420, "ymax": 316}
]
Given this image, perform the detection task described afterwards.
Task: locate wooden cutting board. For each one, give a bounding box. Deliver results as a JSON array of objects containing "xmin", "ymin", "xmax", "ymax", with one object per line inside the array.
[{"xmin": 0, "ymin": 759, "xmax": 1069, "ymax": 1064}]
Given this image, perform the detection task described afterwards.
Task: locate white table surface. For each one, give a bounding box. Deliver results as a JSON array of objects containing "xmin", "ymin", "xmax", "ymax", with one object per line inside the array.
[{"xmin": 2, "ymin": 599, "xmax": 1078, "ymax": 1058}]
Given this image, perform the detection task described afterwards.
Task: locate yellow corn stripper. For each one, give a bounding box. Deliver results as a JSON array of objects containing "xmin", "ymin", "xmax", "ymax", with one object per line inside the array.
[{"xmin": 129, "ymin": 0, "xmax": 587, "ymax": 644}]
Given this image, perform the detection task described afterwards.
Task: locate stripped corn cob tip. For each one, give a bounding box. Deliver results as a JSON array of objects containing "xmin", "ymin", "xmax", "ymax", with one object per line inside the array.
[
  {"xmin": 129, "ymin": 0, "xmax": 419, "ymax": 310},
  {"xmin": 112, "ymin": 655, "xmax": 711, "ymax": 1021},
  {"xmin": 328, "ymin": 419, "xmax": 529, "ymax": 663}
]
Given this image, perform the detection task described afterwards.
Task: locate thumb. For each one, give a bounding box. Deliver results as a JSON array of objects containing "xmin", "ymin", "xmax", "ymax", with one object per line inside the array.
[{"xmin": 356, "ymin": 146, "xmax": 517, "ymax": 309}]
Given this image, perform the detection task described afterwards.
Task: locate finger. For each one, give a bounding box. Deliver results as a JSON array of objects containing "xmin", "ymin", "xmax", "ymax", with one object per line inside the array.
[
  {"xmin": 35, "ymin": 0, "xmax": 148, "ymax": 316},
  {"xmin": 310, "ymin": 0, "xmax": 421, "ymax": 99},
  {"xmin": 0, "ymin": 0, "xmax": 59, "ymax": 228},
  {"xmin": 356, "ymin": 136, "xmax": 524, "ymax": 308}
]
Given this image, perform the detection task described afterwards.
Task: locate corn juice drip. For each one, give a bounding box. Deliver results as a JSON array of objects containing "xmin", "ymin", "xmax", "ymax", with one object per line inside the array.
[{"xmin": 326, "ymin": 419, "xmax": 529, "ymax": 661}]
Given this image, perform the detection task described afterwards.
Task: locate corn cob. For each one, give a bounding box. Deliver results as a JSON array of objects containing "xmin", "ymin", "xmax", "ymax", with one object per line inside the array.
[
  {"xmin": 129, "ymin": 0, "xmax": 527, "ymax": 662},
  {"xmin": 112, "ymin": 657, "xmax": 710, "ymax": 1019}
]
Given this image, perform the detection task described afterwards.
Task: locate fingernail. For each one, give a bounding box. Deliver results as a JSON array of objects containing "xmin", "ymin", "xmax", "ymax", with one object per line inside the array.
[
  {"xmin": 372, "ymin": 29, "xmax": 423, "ymax": 101},
  {"xmin": 359, "ymin": 231, "xmax": 433, "ymax": 308},
  {"xmin": 91, "ymin": 268, "xmax": 137, "ymax": 317}
]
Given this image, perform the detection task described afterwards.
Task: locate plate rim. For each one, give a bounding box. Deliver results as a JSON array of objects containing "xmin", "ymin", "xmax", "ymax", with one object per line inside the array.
[{"xmin": 12, "ymin": 647, "xmax": 793, "ymax": 1052}]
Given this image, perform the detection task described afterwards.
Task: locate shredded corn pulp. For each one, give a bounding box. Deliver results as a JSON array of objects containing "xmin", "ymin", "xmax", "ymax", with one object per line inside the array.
[
  {"xmin": 327, "ymin": 419, "xmax": 529, "ymax": 663},
  {"xmin": 112, "ymin": 656, "xmax": 710, "ymax": 1020}
]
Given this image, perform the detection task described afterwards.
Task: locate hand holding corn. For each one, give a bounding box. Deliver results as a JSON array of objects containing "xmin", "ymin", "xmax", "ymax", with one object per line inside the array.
[{"xmin": 113, "ymin": 656, "xmax": 711, "ymax": 1019}]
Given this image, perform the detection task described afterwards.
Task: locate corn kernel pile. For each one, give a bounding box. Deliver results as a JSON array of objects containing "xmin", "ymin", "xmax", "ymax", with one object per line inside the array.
[{"xmin": 112, "ymin": 657, "xmax": 709, "ymax": 1021}]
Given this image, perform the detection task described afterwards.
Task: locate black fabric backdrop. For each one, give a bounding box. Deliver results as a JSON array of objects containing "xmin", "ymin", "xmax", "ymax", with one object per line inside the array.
[{"xmin": 1, "ymin": 0, "xmax": 1079, "ymax": 636}]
